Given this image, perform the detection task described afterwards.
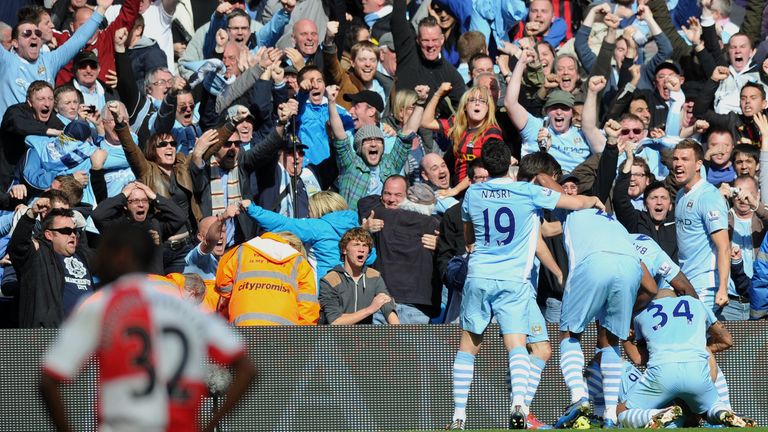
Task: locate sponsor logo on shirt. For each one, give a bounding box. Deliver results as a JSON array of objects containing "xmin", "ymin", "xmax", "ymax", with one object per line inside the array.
[
  {"xmin": 686, "ymin": 201, "xmax": 694, "ymax": 209},
  {"xmin": 708, "ymin": 210, "xmax": 721, "ymax": 222},
  {"xmin": 541, "ymin": 188, "xmax": 552, "ymax": 196}
]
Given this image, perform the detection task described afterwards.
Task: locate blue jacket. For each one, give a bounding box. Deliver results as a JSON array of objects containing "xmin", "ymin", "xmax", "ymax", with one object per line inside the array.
[
  {"xmin": 0, "ymin": 11, "xmax": 103, "ymax": 115},
  {"xmin": 751, "ymin": 235, "xmax": 768, "ymax": 316},
  {"xmin": 296, "ymin": 96, "xmax": 355, "ymax": 166},
  {"xmin": 245, "ymin": 204, "xmax": 375, "ymax": 281}
]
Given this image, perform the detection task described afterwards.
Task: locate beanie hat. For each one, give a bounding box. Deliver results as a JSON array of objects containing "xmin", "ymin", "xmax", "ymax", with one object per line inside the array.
[
  {"xmin": 407, "ymin": 183, "xmax": 436, "ymax": 205},
  {"xmin": 353, "ymin": 125, "xmax": 385, "ymax": 154}
]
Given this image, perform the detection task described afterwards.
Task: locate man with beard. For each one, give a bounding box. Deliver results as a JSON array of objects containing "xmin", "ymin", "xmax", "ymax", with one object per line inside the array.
[
  {"xmin": 190, "ymin": 99, "xmax": 299, "ymax": 246},
  {"xmin": 0, "ymin": 81, "xmax": 66, "ymax": 194},
  {"xmin": 92, "ymin": 181, "xmax": 186, "ymax": 274},
  {"xmin": 695, "ymin": 74, "xmax": 767, "ymax": 147},
  {"xmin": 613, "ymin": 125, "xmax": 678, "ymax": 262},
  {"xmin": 328, "ymin": 86, "xmax": 420, "ymax": 209}
]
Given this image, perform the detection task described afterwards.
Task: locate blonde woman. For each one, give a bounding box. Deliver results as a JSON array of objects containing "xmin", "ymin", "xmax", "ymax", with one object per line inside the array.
[
  {"xmin": 421, "ymin": 83, "xmax": 503, "ymax": 197},
  {"xmin": 243, "ymin": 191, "xmax": 374, "ymax": 281}
]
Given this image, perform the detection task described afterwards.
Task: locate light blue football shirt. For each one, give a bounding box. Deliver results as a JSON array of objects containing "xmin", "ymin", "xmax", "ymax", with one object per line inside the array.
[
  {"xmin": 634, "ymin": 295, "xmax": 716, "ymax": 368},
  {"xmin": 520, "ymin": 113, "xmax": 592, "ymax": 172},
  {"xmin": 675, "ymin": 179, "xmax": 729, "ymax": 290},
  {"xmin": 462, "ymin": 178, "xmax": 560, "ymax": 281},
  {"xmin": 630, "ymin": 234, "xmax": 680, "ymax": 289},
  {"xmin": 562, "ymin": 209, "xmax": 637, "ymax": 268}
]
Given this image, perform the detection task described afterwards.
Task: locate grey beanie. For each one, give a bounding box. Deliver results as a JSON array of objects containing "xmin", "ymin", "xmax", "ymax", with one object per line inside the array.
[
  {"xmin": 353, "ymin": 125, "xmax": 386, "ymax": 154},
  {"xmin": 407, "ymin": 183, "xmax": 436, "ymax": 205}
]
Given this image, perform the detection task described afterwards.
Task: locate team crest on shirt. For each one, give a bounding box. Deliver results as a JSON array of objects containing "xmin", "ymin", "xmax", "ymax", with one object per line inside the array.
[
  {"xmin": 64, "ymin": 256, "xmax": 87, "ymax": 279},
  {"xmin": 659, "ymin": 263, "xmax": 672, "ymax": 276},
  {"xmin": 708, "ymin": 210, "xmax": 721, "ymax": 221},
  {"xmin": 541, "ymin": 188, "xmax": 552, "ymax": 196},
  {"xmin": 37, "ymin": 65, "xmax": 46, "ymax": 75},
  {"xmin": 531, "ymin": 324, "xmax": 543, "ymax": 335}
]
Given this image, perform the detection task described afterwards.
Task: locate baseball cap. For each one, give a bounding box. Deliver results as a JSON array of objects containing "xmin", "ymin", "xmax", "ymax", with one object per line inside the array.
[
  {"xmin": 654, "ymin": 60, "xmax": 682, "ymax": 76},
  {"xmin": 558, "ymin": 172, "xmax": 579, "ymax": 185},
  {"xmin": 283, "ymin": 65, "xmax": 299, "ymax": 75},
  {"xmin": 279, "ymin": 135, "xmax": 308, "ymax": 152},
  {"xmin": 543, "ymin": 90, "xmax": 575, "ymax": 110},
  {"xmin": 354, "ymin": 125, "xmax": 385, "ymax": 153},
  {"xmin": 63, "ymin": 120, "xmax": 92, "ymax": 142},
  {"xmin": 73, "ymin": 50, "xmax": 98, "ymax": 69},
  {"xmin": 377, "ymin": 33, "xmax": 395, "ymax": 51},
  {"xmin": 344, "ymin": 90, "xmax": 385, "ymax": 113}
]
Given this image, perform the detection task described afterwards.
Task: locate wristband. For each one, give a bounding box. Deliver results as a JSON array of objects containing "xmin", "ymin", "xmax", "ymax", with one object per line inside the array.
[{"xmin": 414, "ymin": 99, "xmax": 427, "ymax": 107}]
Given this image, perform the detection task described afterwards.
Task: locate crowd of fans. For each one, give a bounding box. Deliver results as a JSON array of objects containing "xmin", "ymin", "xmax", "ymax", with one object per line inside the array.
[{"xmin": 0, "ymin": 0, "xmax": 767, "ymax": 331}]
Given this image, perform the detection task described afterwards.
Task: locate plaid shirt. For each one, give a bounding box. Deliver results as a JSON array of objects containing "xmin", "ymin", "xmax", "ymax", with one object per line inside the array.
[{"xmin": 334, "ymin": 131, "xmax": 416, "ymax": 209}]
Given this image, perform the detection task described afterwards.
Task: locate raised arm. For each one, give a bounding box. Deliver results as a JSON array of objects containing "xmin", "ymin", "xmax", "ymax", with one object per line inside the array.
[
  {"xmin": 582, "ymin": 76, "xmax": 608, "ymax": 153},
  {"xmin": 420, "ymin": 83, "xmax": 450, "ymax": 131},
  {"xmin": 326, "ymin": 85, "xmax": 347, "ymax": 140},
  {"xmin": 504, "ymin": 48, "xmax": 536, "ymax": 131}
]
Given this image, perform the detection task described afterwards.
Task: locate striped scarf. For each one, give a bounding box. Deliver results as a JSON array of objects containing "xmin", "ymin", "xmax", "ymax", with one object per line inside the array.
[{"xmin": 210, "ymin": 158, "xmax": 241, "ymax": 215}]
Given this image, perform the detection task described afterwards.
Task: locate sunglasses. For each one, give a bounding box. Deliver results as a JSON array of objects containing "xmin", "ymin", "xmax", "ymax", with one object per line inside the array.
[
  {"xmin": 621, "ymin": 128, "xmax": 643, "ymax": 135},
  {"xmin": 20, "ymin": 29, "xmax": 43, "ymax": 39},
  {"xmin": 223, "ymin": 140, "xmax": 242, "ymax": 148},
  {"xmin": 48, "ymin": 227, "xmax": 78, "ymax": 236},
  {"xmin": 156, "ymin": 140, "xmax": 176, "ymax": 148}
]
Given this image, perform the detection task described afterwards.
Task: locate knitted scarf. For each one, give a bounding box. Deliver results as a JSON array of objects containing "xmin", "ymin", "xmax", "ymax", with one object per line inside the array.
[{"xmin": 210, "ymin": 158, "xmax": 241, "ymax": 215}]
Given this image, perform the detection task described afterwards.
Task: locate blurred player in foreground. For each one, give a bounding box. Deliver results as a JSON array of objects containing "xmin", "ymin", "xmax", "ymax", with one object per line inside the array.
[{"xmin": 40, "ymin": 223, "xmax": 255, "ymax": 432}]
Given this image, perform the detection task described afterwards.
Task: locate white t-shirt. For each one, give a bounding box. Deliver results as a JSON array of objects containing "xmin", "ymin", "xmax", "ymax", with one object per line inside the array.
[{"xmin": 106, "ymin": 0, "xmax": 175, "ymax": 71}]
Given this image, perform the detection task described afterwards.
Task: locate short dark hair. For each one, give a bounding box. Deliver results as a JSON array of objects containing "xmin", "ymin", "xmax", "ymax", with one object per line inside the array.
[
  {"xmin": 54, "ymin": 174, "xmax": 84, "ymax": 205},
  {"xmin": 297, "ymin": 64, "xmax": 322, "ymax": 84},
  {"xmin": 468, "ymin": 53, "xmax": 493, "ymax": 74},
  {"xmin": 17, "ymin": 5, "xmax": 49, "ymax": 24},
  {"xmin": 517, "ymin": 152, "xmax": 562, "ymax": 182},
  {"xmin": 417, "ymin": 16, "xmax": 440, "ymax": 34},
  {"xmin": 733, "ymin": 143, "xmax": 759, "ymax": 163},
  {"xmin": 94, "ymin": 223, "xmax": 157, "ymax": 284},
  {"xmin": 674, "ymin": 139, "xmax": 704, "ymax": 162},
  {"xmin": 467, "ymin": 158, "xmax": 486, "ymax": 181},
  {"xmin": 226, "ymin": 8, "xmax": 250, "ymax": 22},
  {"xmin": 643, "ymin": 181, "xmax": 670, "ymax": 203},
  {"xmin": 12, "ymin": 19, "xmax": 37, "ymax": 40},
  {"xmin": 26, "ymin": 80, "xmax": 53, "ymax": 100},
  {"xmin": 41, "ymin": 208, "xmax": 75, "ymax": 232},
  {"xmin": 741, "ymin": 82, "xmax": 766, "ymax": 100},
  {"xmin": 339, "ymin": 227, "xmax": 373, "ymax": 259},
  {"xmin": 481, "ymin": 139, "xmax": 511, "ymax": 178},
  {"xmin": 343, "ymin": 21, "xmax": 369, "ymax": 54}
]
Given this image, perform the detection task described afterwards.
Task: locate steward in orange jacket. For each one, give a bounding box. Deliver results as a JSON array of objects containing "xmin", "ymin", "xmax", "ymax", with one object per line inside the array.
[{"xmin": 215, "ymin": 232, "xmax": 319, "ymax": 326}]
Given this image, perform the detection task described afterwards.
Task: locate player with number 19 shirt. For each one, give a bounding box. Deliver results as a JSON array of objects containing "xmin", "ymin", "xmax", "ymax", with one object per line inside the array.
[{"xmin": 42, "ymin": 275, "xmax": 246, "ymax": 432}]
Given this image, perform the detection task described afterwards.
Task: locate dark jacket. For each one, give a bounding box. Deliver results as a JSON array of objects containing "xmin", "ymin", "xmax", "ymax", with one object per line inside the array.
[
  {"xmin": 436, "ymin": 201, "xmax": 464, "ymax": 279},
  {"xmin": 357, "ymin": 195, "xmax": 441, "ymax": 313},
  {"xmin": 9, "ymin": 213, "xmax": 95, "ymax": 328},
  {"xmin": 693, "ymin": 78, "xmax": 764, "ymax": 146},
  {"xmin": 391, "ymin": 0, "xmax": 466, "ymax": 119},
  {"xmin": 319, "ymin": 265, "xmax": 396, "ymax": 324},
  {"xmin": 254, "ymin": 161, "xmax": 313, "ymax": 219},
  {"xmin": 128, "ymin": 37, "xmax": 168, "ymax": 89},
  {"xmin": 613, "ymin": 170, "xmax": 678, "ymax": 262},
  {"xmin": 370, "ymin": 13, "xmax": 392, "ymax": 41},
  {"xmin": 189, "ymin": 128, "xmax": 284, "ymax": 243},
  {"xmin": 0, "ymin": 104, "xmax": 66, "ymax": 193}
]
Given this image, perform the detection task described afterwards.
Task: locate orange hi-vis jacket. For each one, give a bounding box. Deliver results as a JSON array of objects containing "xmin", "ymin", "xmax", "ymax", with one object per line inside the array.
[{"xmin": 215, "ymin": 232, "xmax": 319, "ymax": 326}]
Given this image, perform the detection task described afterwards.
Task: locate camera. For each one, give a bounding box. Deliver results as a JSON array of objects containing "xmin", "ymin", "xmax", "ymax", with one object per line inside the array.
[
  {"xmin": 729, "ymin": 186, "xmax": 741, "ymax": 198},
  {"xmin": 85, "ymin": 105, "xmax": 96, "ymax": 114}
]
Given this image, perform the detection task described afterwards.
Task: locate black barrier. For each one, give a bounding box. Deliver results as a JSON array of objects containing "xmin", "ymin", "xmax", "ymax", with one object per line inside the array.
[{"xmin": 1, "ymin": 322, "xmax": 767, "ymax": 431}]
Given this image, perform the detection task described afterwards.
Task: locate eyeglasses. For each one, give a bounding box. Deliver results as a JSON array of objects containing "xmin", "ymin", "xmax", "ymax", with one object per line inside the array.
[
  {"xmin": 467, "ymin": 98, "xmax": 488, "ymax": 105},
  {"xmin": 48, "ymin": 226, "xmax": 77, "ymax": 236},
  {"xmin": 151, "ymin": 79, "xmax": 173, "ymax": 87},
  {"xmin": 223, "ymin": 140, "xmax": 242, "ymax": 148},
  {"xmin": 20, "ymin": 29, "xmax": 43, "ymax": 39},
  {"xmin": 621, "ymin": 128, "xmax": 643, "ymax": 135},
  {"xmin": 156, "ymin": 140, "xmax": 176, "ymax": 148},
  {"xmin": 127, "ymin": 198, "xmax": 149, "ymax": 205}
]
